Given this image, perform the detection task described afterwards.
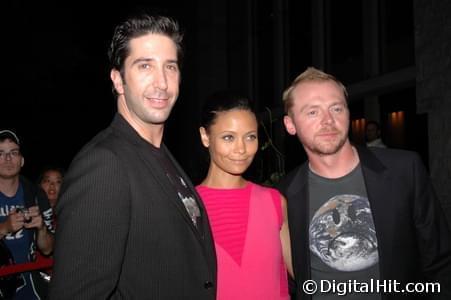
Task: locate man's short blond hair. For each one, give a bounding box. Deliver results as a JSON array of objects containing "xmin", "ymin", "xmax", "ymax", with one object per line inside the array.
[{"xmin": 282, "ymin": 67, "xmax": 348, "ymax": 114}]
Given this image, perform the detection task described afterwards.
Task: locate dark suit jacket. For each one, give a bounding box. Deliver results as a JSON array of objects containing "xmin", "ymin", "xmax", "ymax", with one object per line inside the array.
[
  {"xmin": 278, "ymin": 146, "xmax": 451, "ymax": 300},
  {"xmin": 49, "ymin": 114, "xmax": 217, "ymax": 299}
]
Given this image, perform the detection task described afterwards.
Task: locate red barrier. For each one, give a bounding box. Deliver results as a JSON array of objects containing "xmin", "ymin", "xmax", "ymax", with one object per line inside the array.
[{"xmin": 0, "ymin": 257, "xmax": 53, "ymax": 276}]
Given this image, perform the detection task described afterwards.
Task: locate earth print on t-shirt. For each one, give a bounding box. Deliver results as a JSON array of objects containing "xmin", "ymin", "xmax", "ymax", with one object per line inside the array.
[{"xmin": 309, "ymin": 194, "xmax": 379, "ymax": 271}]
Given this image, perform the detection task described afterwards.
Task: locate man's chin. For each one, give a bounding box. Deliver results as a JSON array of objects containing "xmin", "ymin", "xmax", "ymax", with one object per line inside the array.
[
  {"xmin": 310, "ymin": 140, "xmax": 346, "ymax": 156},
  {"xmin": 314, "ymin": 147, "xmax": 341, "ymax": 156}
]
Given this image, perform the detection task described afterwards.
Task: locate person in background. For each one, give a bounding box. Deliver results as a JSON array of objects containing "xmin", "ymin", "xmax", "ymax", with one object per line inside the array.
[
  {"xmin": 35, "ymin": 166, "xmax": 64, "ymax": 298},
  {"xmin": 279, "ymin": 67, "xmax": 451, "ymax": 299},
  {"xmin": 196, "ymin": 91, "xmax": 293, "ymax": 300},
  {"xmin": 365, "ymin": 120, "xmax": 387, "ymax": 148},
  {"xmin": 0, "ymin": 129, "xmax": 54, "ymax": 300},
  {"xmin": 48, "ymin": 13, "xmax": 216, "ymax": 299},
  {"xmin": 37, "ymin": 166, "xmax": 64, "ymax": 209}
]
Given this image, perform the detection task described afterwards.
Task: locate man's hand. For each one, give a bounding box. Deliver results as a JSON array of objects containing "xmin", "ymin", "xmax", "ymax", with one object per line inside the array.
[
  {"xmin": 23, "ymin": 206, "xmax": 44, "ymax": 230},
  {"xmin": 4, "ymin": 208, "xmax": 26, "ymax": 233}
]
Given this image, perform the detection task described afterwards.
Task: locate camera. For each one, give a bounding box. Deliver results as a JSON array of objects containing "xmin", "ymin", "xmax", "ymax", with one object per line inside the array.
[{"xmin": 16, "ymin": 207, "xmax": 32, "ymax": 223}]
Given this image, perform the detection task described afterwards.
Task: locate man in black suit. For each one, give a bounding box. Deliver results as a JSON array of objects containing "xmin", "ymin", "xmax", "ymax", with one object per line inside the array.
[
  {"xmin": 279, "ymin": 67, "xmax": 451, "ymax": 299},
  {"xmin": 49, "ymin": 14, "xmax": 216, "ymax": 299}
]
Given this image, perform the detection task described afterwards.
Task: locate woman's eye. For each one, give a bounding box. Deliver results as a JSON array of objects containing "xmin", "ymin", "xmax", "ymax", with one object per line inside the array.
[
  {"xmin": 246, "ymin": 134, "xmax": 257, "ymax": 141},
  {"xmin": 222, "ymin": 135, "xmax": 234, "ymax": 141}
]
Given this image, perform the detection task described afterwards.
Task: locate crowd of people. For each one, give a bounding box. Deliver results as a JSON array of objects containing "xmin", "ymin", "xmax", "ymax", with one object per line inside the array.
[
  {"xmin": 1, "ymin": 12, "xmax": 450, "ymax": 300},
  {"xmin": 0, "ymin": 130, "xmax": 57, "ymax": 299}
]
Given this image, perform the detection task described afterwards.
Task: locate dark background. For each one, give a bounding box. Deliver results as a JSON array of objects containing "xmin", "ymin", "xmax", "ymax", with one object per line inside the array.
[
  {"xmin": 1, "ymin": 1, "xmax": 196, "ymax": 179},
  {"xmin": 1, "ymin": 1, "xmax": 425, "ymax": 186}
]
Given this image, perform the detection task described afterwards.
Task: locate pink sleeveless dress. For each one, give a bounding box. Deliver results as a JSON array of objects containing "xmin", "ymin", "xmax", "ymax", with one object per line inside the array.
[{"xmin": 196, "ymin": 182, "xmax": 289, "ymax": 300}]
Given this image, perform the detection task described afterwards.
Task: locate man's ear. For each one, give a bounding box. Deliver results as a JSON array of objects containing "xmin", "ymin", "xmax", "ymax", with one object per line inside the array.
[
  {"xmin": 20, "ymin": 157, "xmax": 24, "ymax": 167},
  {"xmin": 110, "ymin": 69, "xmax": 124, "ymax": 95},
  {"xmin": 199, "ymin": 127, "xmax": 210, "ymax": 147},
  {"xmin": 283, "ymin": 115, "xmax": 297, "ymax": 136}
]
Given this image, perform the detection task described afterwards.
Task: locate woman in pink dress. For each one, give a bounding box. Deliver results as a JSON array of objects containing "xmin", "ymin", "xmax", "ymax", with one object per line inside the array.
[{"xmin": 196, "ymin": 91, "xmax": 293, "ymax": 300}]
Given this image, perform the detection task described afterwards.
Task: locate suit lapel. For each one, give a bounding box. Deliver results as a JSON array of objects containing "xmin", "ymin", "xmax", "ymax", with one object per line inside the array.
[
  {"xmin": 285, "ymin": 163, "xmax": 312, "ymax": 296},
  {"xmin": 160, "ymin": 146, "xmax": 217, "ymax": 273},
  {"xmin": 109, "ymin": 114, "xmax": 217, "ymax": 280},
  {"xmin": 110, "ymin": 114, "xmax": 203, "ymax": 235},
  {"xmin": 138, "ymin": 145, "xmax": 202, "ymax": 232},
  {"xmin": 357, "ymin": 146, "xmax": 395, "ymax": 279},
  {"xmin": 161, "ymin": 144, "xmax": 209, "ymax": 237}
]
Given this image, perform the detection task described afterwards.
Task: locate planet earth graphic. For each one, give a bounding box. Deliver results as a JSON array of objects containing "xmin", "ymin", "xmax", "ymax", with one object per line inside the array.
[{"xmin": 309, "ymin": 194, "xmax": 379, "ymax": 271}]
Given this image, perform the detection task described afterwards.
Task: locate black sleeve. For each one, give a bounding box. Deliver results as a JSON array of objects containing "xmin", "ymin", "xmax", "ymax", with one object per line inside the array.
[
  {"xmin": 412, "ymin": 153, "xmax": 451, "ymax": 299},
  {"xmin": 49, "ymin": 147, "xmax": 130, "ymax": 299},
  {"xmin": 21, "ymin": 177, "xmax": 55, "ymax": 234},
  {"xmin": 36, "ymin": 187, "xmax": 55, "ymax": 234}
]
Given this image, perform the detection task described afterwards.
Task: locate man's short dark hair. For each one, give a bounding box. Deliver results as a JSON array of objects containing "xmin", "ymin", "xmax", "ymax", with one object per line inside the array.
[{"xmin": 108, "ymin": 14, "xmax": 184, "ymax": 75}]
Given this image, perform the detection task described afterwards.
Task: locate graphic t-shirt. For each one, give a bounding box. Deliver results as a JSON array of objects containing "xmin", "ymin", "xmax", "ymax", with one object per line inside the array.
[
  {"xmin": 0, "ymin": 185, "xmax": 38, "ymax": 300},
  {"xmin": 148, "ymin": 144, "xmax": 201, "ymax": 227},
  {"xmin": 308, "ymin": 164, "xmax": 381, "ymax": 299}
]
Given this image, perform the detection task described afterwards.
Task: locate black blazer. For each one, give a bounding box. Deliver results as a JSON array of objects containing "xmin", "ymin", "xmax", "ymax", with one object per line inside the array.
[
  {"xmin": 49, "ymin": 114, "xmax": 217, "ymax": 299},
  {"xmin": 278, "ymin": 146, "xmax": 451, "ymax": 300}
]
